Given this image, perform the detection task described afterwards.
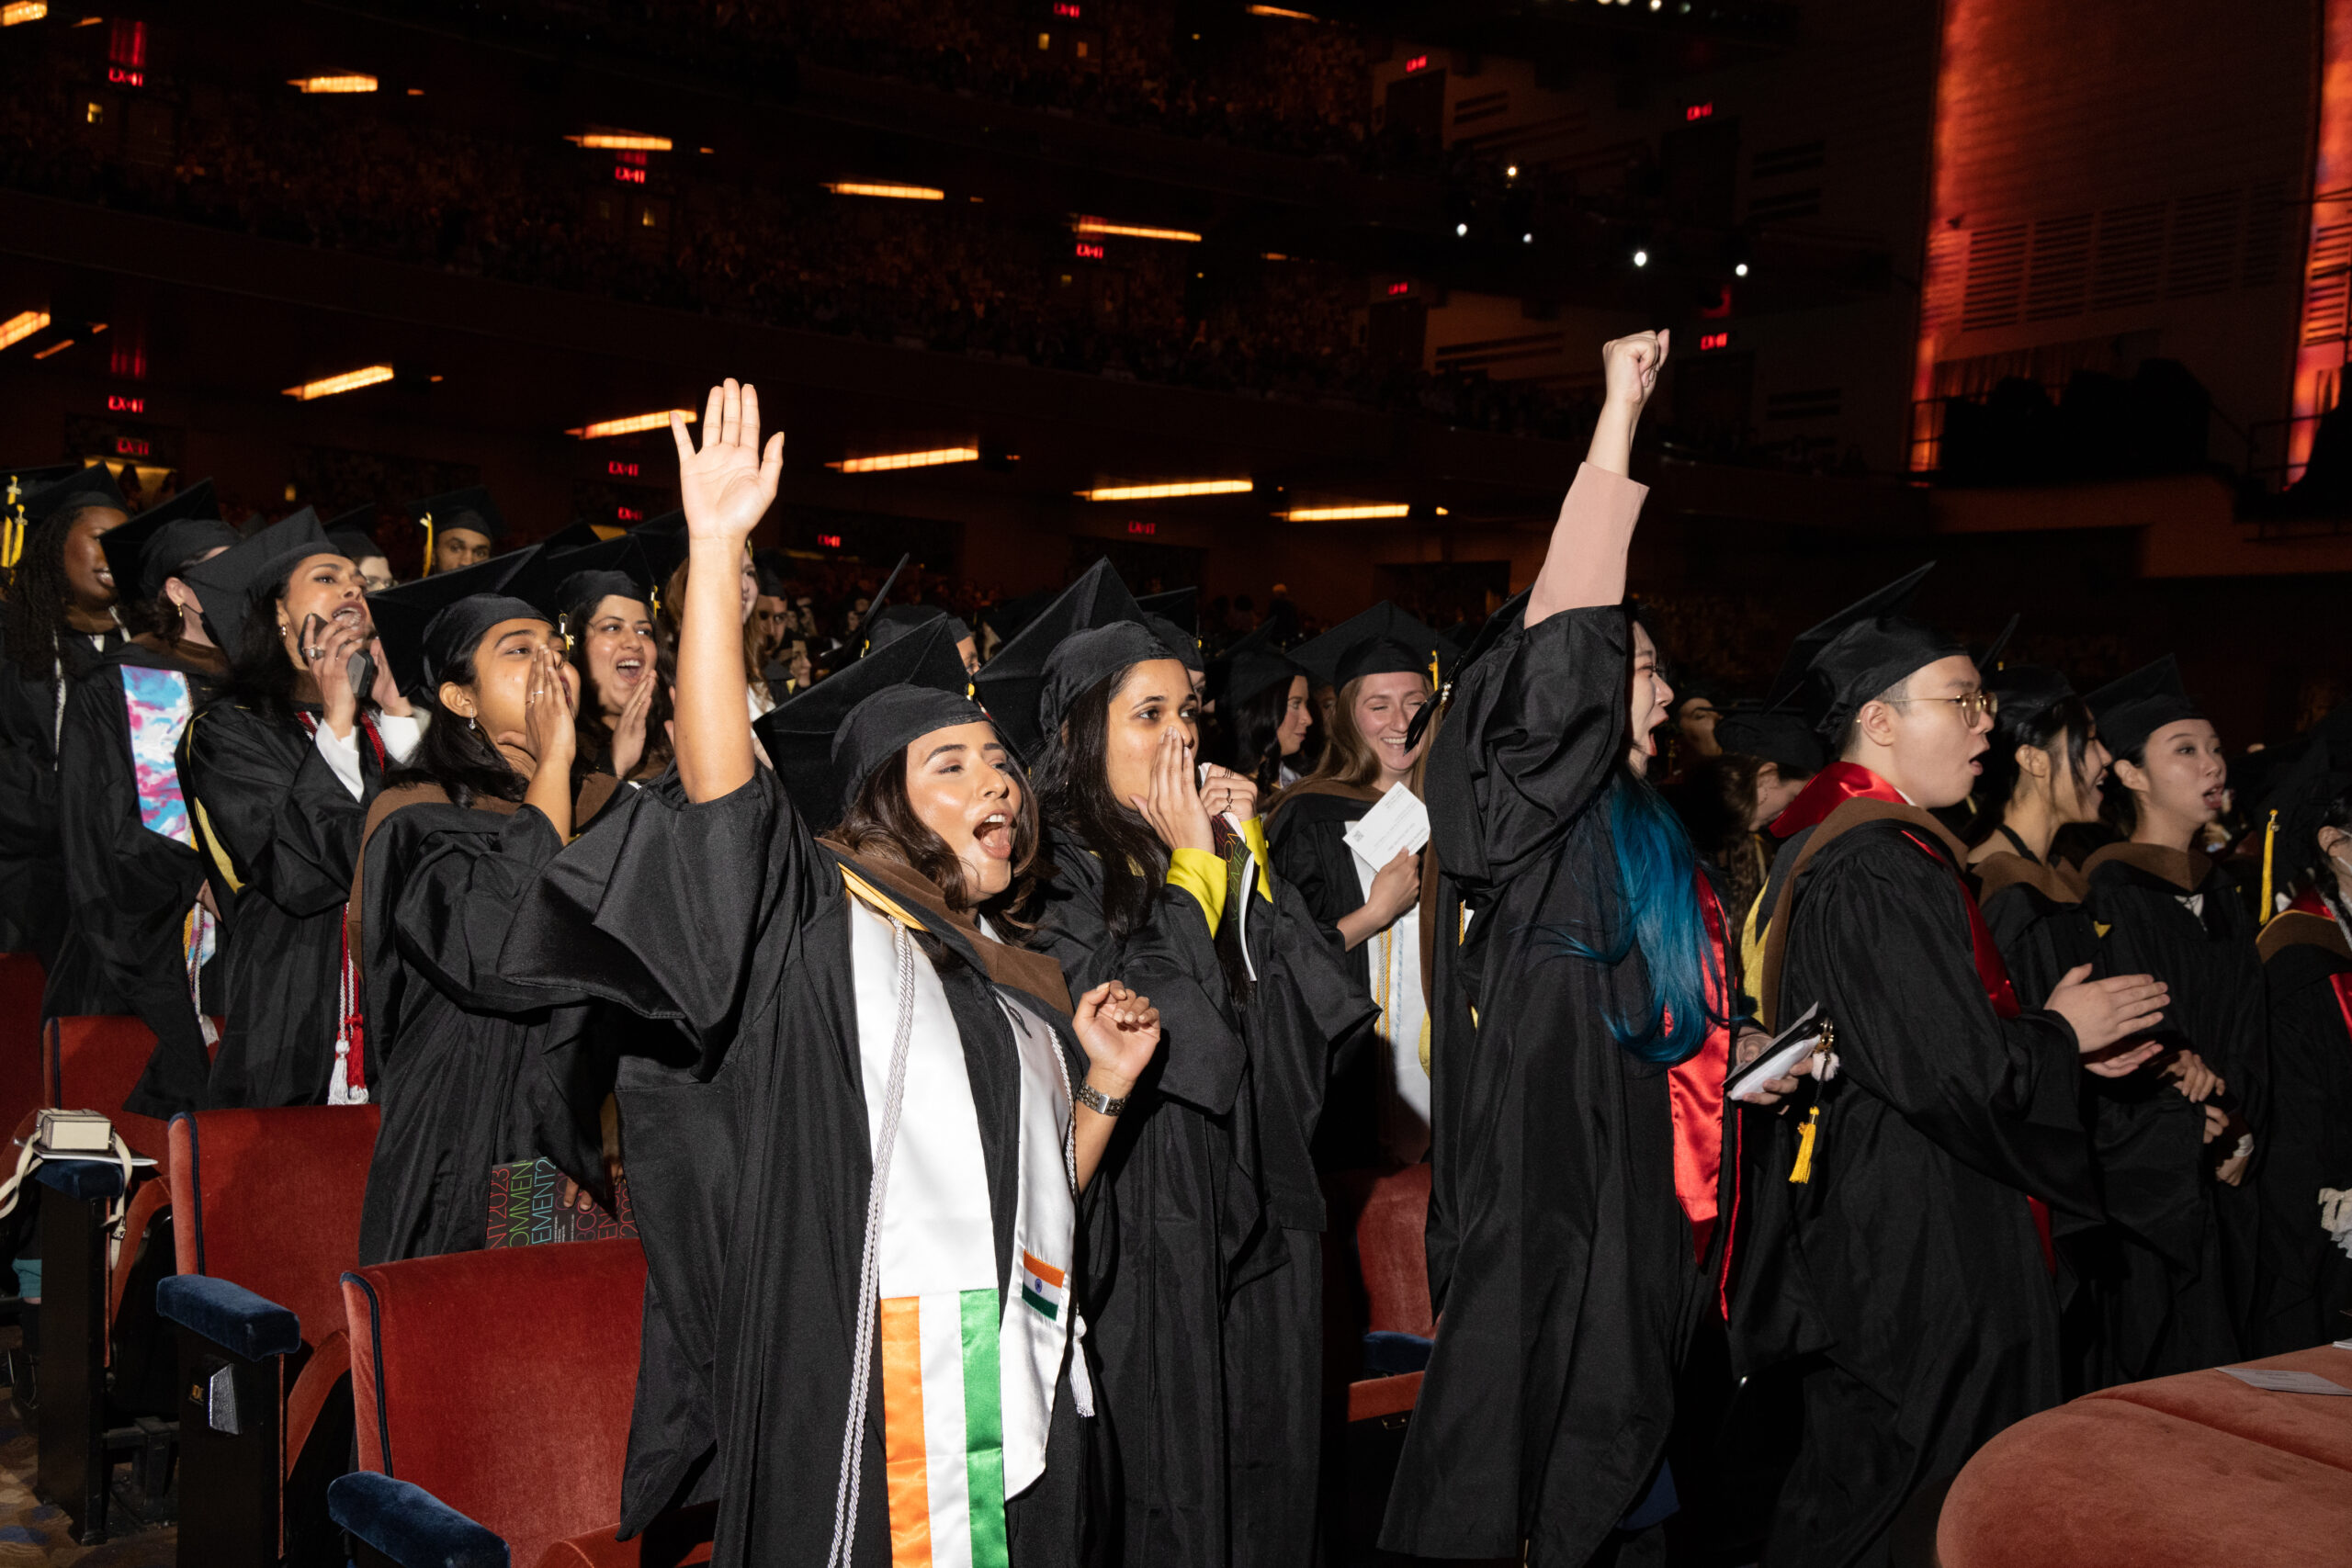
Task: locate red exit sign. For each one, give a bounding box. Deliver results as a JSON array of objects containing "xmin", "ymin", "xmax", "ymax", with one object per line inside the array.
[
  {"xmin": 108, "ymin": 67, "xmax": 143, "ymax": 86},
  {"xmin": 817, "ymin": 533, "xmax": 842, "ymax": 548},
  {"xmin": 107, "ymin": 394, "xmax": 143, "ymax": 413},
  {"xmin": 607, "ymin": 459, "xmax": 639, "ymax": 478},
  {"xmin": 114, "ymin": 435, "xmax": 150, "ymax": 457},
  {"xmin": 1699, "ymin": 331, "xmax": 1732, "ymax": 352},
  {"xmin": 1074, "ymin": 242, "xmax": 1105, "ymax": 260},
  {"xmin": 1126, "ymin": 521, "xmax": 1156, "ymax": 536},
  {"xmin": 1403, "ymin": 54, "xmax": 1429, "ymax": 73},
  {"xmin": 1685, "ymin": 102, "xmax": 1713, "ymax": 121},
  {"xmin": 1051, "ymin": 1, "xmax": 1081, "ymax": 16},
  {"xmin": 1385, "ymin": 280, "xmax": 1410, "ymax": 297},
  {"xmin": 616, "ymin": 506, "xmax": 643, "ymax": 521},
  {"xmin": 615, "ymin": 164, "xmax": 646, "ymax": 184}
]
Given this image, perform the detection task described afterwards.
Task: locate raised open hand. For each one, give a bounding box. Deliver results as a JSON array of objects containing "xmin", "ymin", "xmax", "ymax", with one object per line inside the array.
[{"xmin": 672, "ymin": 378, "xmax": 785, "ymax": 542}]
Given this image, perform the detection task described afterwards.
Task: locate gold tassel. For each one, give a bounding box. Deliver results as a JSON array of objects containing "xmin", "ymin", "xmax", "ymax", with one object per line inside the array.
[
  {"xmin": 2260, "ymin": 807, "xmax": 2278, "ymax": 927},
  {"xmin": 419, "ymin": 510, "xmax": 435, "ymax": 574},
  {"xmin": 1790, "ymin": 1104, "xmax": 1822, "ymax": 1184}
]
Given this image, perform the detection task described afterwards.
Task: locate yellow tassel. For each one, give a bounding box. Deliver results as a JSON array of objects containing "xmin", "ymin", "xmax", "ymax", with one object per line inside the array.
[
  {"xmin": 2260, "ymin": 808, "xmax": 2278, "ymax": 927},
  {"xmin": 1790, "ymin": 1104, "xmax": 1821, "ymax": 1184}
]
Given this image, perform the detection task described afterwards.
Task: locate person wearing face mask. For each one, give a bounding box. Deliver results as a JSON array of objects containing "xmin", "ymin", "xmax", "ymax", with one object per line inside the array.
[
  {"xmin": 48, "ymin": 481, "xmax": 241, "ymax": 1116},
  {"xmin": 1264, "ymin": 604, "xmax": 1444, "ymax": 1168},
  {"xmin": 2243, "ymin": 724, "xmax": 2352, "ymax": 1354},
  {"xmin": 1731, "ymin": 568, "xmax": 2173, "ymax": 1568},
  {"xmin": 0, "ymin": 464, "xmax": 130, "ymax": 960},
  {"xmin": 176, "ymin": 511, "xmax": 445, "ymax": 1108},
  {"xmin": 347, "ymin": 589, "xmax": 624, "ymax": 1264},
  {"xmin": 2080, "ymin": 657, "xmax": 2265, "ymax": 1374},
  {"xmin": 501, "ymin": 381, "xmax": 1161, "ymax": 1566},
  {"xmin": 981, "ymin": 570, "xmax": 1371, "ymax": 1568},
  {"xmin": 1385, "ymin": 332, "xmax": 1779, "ymax": 1564}
]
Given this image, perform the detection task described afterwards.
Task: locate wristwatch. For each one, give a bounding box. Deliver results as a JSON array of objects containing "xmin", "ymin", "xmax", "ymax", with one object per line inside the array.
[{"xmin": 1075, "ymin": 1080, "xmax": 1128, "ymax": 1117}]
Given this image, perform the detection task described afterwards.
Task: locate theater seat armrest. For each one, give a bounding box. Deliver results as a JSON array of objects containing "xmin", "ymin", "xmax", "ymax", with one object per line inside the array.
[
  {"xmin": 1362, "ymin": 1330, "xmax": 1434, "ymax": 1376},
  {"xmin": 330, "ymin": 1472, "xmax": 510, "ymax": 1568},
  {"xmin": 155, "ymin": 1273, "xmax": 301, "ymax": 1361},
  {"xmin": 34, "ymin": 1157, "xmax": 126, "ymax": 1201}
]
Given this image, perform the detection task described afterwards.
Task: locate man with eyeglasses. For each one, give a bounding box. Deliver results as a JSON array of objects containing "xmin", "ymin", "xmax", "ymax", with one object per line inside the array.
[{"xmin": 1731, "ymin": 566, "xmax": 2172, "ymax": 1568}]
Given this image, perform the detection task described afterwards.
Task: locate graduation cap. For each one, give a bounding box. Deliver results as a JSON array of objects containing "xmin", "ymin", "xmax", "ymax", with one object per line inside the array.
[
  {"xmin": 2085, "ymin": 655, "xmax": 2202, "ymax": 762},
  {"xmin": 866, "ymin": 602, "xmax": 973, "ymax": 655},
  {"xmin": 1214, "ymin": 620, "xmax": 1303, "ymax": 707},
  {"xmin": 2253, "ymin": 707, "xmax": 2352, "ymax": 907},
  {"xmin": 22, "ymin": 463, "xmax": 127, "ymax": 530},
  {"xmin": 1713, "ymin": 701, "xmax": 1826, "ymax": 778},
  {"xmin": 1975, "ymin": 613, "xmax": 2021, "ymax": 674},
  {"xmin": 980, "ymin": 586, "xmax": 1056, "ymax": 647},
  {"xmin": 752, "ymin": 616, "xmax": 978, "ymax": 829},
  {"xmin": 100, "ymin": 479, "xmax": 240, "ymax": 602},
  {"xmin": 1291, "ymin": 602, "xmax": 1447, "ymax": 693},
  {"xmin": 1404, "ymin": 586, "xmax": 1531, "ymax": 752},
  {"xmin": 503, "ymin": 535, "xmax": 650, "ymax": 625},
  {"xmin": 971, "ymin": 558, "xmax": 1148, "ymax": 756},
  {"xmin": 1143, "ymin": 613, "xmax": 1203, "ymax": 673},
  {"xmin": 2, "ymin": 462, "xmax": 99, "ymax": 572},
  {"xmin": 322, "ymin": 502, "xmax": 384, "ymax": 565},
  {"xmin": 1985, "ymin": 663, "xmax": 2078, "ymax": 739},
  {"xmin": 1763, "ymin": 564, "xmax": 1967, "ymax": 744},
  {"xmin": 537, "ymin": 521, "xmax": 606, "ymax": 557},
  {"xmin": 367, "ymin": 546, "xmax": 544, "ymax": 697},
  {"xmin": 408, "ymin": 485, "xmax": 506, "ymax": 568},
  {"xmin": 861, "ymin": 553, "xmax": 913, "ymax": 630},
  {"xmin": 178, "ymin": 507, "xmax": 334, "ymax": 656},
  {"xmin": 1136, "ymin": 587, "xmax": 1197, "ymax": 637}
]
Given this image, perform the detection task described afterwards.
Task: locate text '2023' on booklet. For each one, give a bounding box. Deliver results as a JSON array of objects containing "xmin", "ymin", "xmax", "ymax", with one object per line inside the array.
[
  {"xmin": 1342, "ymin": 784, "xmax": 1431, "ymax": 875},
  {"xmin": 1724, "ymin": 1003, "xmax": 1832, "ymax": 1104}
]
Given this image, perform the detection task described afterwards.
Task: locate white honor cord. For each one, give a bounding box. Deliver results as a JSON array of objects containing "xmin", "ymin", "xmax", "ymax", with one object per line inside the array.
[{"xmin": 827, "ymin": 918, "xmax": 919, "ymax": 1568}]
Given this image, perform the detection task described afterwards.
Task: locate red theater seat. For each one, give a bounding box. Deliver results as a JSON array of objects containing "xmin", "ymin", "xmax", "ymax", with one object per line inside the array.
[
  {"xmin": 158, "ymin": 1105, "xmax": 379, "ymax": 1567},
  {"xmin": 330, "ymin": 1239, "xmax": 713, "ymax": 1568},
  {"xmin": 1939, "ymin": 1347, "xmax": 2352, "ymax": 1568},
  {"xmin": 0, "ymin": 954, "xmax": 45, "ymax": 1160},
  {"xmin": 44, "ymin": 1015, "xmax": 172, "ymax": 1172},
  {"xmin": 1322, "ymin": 1165, "xmax": 1436, "ymax": 1560}
]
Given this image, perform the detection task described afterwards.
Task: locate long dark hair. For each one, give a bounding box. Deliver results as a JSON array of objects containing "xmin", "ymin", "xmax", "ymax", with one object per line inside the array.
[
  {"xmin": 223, "ymin": 580, "xmax": 385, "ymax": 726},
  {"xmin": 381, "ymin": 633, "xmax": 526, "ymax": 808},
  {"xmin": 1969, "ymin": 694, "xmax": 2098, "ymax": 847},
  {"xmin": 565, "ymin": 590, "xmax": 673, "ymax": 781},
  {"xmin": 834, "ymin": 739, "xmax": 1042, "ymax": 919},
  {"xmin": 5, "ymin": 507, "xmax": 108, "ymax": 679},
  {"xmin": 1227, "ymin": 671, "xmax": 1303, "ymax": 789}
]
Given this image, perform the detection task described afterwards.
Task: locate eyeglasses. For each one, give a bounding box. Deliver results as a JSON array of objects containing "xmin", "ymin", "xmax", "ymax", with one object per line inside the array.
[{"xmin": 1884, "ymin": 692, "xmax": 1999, "ymax": 722}]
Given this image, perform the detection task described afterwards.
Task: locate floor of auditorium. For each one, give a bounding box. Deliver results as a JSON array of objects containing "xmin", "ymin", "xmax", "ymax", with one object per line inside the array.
[{"xmin": 0, "ymin": 1332, "xmax": 175, "ymax": 1567}]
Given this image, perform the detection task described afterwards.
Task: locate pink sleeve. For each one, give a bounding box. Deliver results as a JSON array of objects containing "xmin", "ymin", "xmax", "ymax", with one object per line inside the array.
[{"xmin": 1525, "ymin": 463, "xmax": 1648, "ymax": 627}]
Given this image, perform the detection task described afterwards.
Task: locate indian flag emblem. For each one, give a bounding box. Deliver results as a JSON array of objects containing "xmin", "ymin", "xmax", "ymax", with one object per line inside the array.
[{"xmin": 1019, "ymin": 1251, "xmax": 1067, "ymax": 1322}]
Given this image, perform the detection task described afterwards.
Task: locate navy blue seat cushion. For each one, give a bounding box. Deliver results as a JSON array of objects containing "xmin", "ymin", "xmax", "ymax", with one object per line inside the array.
[
  {"xmin": 155, "ymin": 1272, "xmax": 301, "ymax": 1361},
  {"xmin": 329, "ymin": 1471, "xmax": 509, "ymax": 1568},
  {"xmin": 35, "ymin": 1157, "xmax": 125, "ymax": 1201},
  {"xmin": 1363, "ymin": 1329, "xmax": 1434, "ymax": 1376}
]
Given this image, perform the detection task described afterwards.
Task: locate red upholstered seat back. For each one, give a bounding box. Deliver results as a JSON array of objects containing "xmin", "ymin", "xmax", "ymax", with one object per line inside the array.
[
  {"xmin": 343, "ymin": 1240, "xmax": 648, "ymax": 1568},
  {"xmin": 1355, "ymin": 1164, "xmax": 1434, "ymax": 1337},
  {"xmin": 0, "ymin": 955, "xmax": 45, "ymax": 1157},
  {"xmin": 169, "ymin": 1107, "xmax": 380, "ymax": 1347},
  {"xmin": 45, "ymin": 1015, "xmax": 171, "ymax": 1169}
]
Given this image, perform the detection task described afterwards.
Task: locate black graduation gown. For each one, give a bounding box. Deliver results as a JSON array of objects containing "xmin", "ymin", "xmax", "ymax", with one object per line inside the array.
[
  {"xmin": 1382, "ymin": 608, "xmax": 1733, "ymax": 1565},
  {"xmin": 1733, "ymin": 778, "xmax": 2095, "ymax": 1568},
  {"xmin": 1264, "ymin": 785, "xmax": 1389, "ymax": 1170},
  {"xmin": 180, "ymin": 700, "xmax": 390, "ymax": 1108},
  {"xmin": 1029, "ymin": 822, "xmax": 1369, "ymax": 1568},
  {"xmin": 2081, "ymin": 843, "xmax": 2261, "ymax": 1377},
  {"xmin": 48, "ymin": 640, "xmax": 227, "ymax": 1116},
  {"xmin": 499, "ymin": 767, "xmax": 1097, "ymax": 1567},
  {"xmin": 2249, "ymin": 902, "xmax": 2352, "ymax": 1354},
  {"xmin": 0, "ymin": 606, "xmax": 127, "ymax": 958},
  {"xmin": 353, "ymin": 791, "xmax": 612, "ymax": 1264}
]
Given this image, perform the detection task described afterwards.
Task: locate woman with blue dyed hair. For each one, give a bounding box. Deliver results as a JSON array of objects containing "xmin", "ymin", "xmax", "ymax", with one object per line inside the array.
[{"xmin": 1380, "ymin": 329, "xmax": 1796, "ymax": 1566}]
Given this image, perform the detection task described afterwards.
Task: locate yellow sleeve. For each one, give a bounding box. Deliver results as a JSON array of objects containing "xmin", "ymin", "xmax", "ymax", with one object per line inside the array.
[
  {"xmin": 1168, "ymin": 846, "xmax": 1228, "ymax": 936},
  {"xmin": 1238, "ymin": 818, "xmax": 1274, "ymax": 902}
]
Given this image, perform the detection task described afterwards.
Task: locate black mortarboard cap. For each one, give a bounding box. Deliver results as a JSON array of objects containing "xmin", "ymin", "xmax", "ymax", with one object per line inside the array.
[
  {"xmin": 752, "ymin": 617, "xmax": 978, "ymax": 829},
  {"xmin": 102, "ymin": 479, "xmax": 238, "ymax": 601},
  {"xmin": 1215, "ymin": 620, "xmax": 1303, "ymax": 707},
  {"xmin": 1137, "ymin": 587, "xmax": 1197, "ymax": 637},
  {"xmin": 1143, "ymin": 612, "xmax": 1204, "ymax": 673},
  {"xmin": 3, "ymin": 461, "xmax": 85, "ymax": 518},
  {"xmin": 503, "ymin": 535, "xmax": 654, "ymax": 624},
  {"xmin": 1036, "ymin": 623, "xmax": 1171, "ymax": 747},
  {"xmin": 1404, "ymin": 586, "xmax": 1532, "ymax": 751},
  {"xmin": 537, "ymin": 521, "xmax": 605, "ymax": 556},
  {"xmin": 1985, "ymin": 662, "xmax": 2077, "ymax": 737},
  {"xmin": 2086, "ymin": 655, "xmax": 2203, "ymax": 762},
  {"xmin": 23, "ymin": 463, "xmax": 126, "ymax": 529},
  {"xmin": 972, "ymin": 558, "xmax": 1148, "ymax": 755},
  {"xmin": 324, "ymin": 502, "xmax": 383, "ymax": 563},
  {"xmin": 981, "ymin": 586, "xmax": 1057, "ymax": 646},
  {"xmin": 179, "ymin": 507, "xmax": 334, "ymax": 657},
  {"xmin": 1976, "ymin": 613, "xmax": 2021, "ymax": 674},
  {"xmin": 414, "ymin": 595, "xmax": 549, "ymax": 696},
  {"xmin": 410, "ymin": 485, "xmax": 504, "ymax": 544},
  {"xmin": 863, "ymin": 553, "xmax": 913, "ymax": 626},
  {"xmin": 1763, "ymin": 564, "xmax": 1967, "ymax": 743},
  {"xmin": 867, "ymin": 603, "xmax": 973, "ymax": 655},
  {"xmin": 1291, "ymin": 602, "xmax": 1446, "ymax": 692},
  {"xmin": 1713, "ymin": 701, "xmax": 1826, "ymax": 777},
  {"xmin": 367, "ymin": 546, "xmax": 543, "ymax": 696}
]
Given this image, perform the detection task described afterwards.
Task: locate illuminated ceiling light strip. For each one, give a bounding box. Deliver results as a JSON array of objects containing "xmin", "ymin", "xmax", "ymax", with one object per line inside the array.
[
  {"xmin": 1072, "ymin": 217, "xmax": 1203, "ymax": 243},
  {"xmin": 1278, "ymin": 503, "xmax": 1410, "ymax": 522},
  {"xmin": 827, "ymin": 446, "xmax": 979, "ymax": 473},
  {"xmin": 566, "ymin": 408, "xmax": 698, "ymax": 439},
  {"xmin": 0, "ymin": 311, "xmax": 52, "ymax": 352},
  {"xmin": 282, "ymin": 364, "xmax": 394, "ymax": 400},
  {"xmin": 2, "ymin": 3, "xmax": 50, "ymax": 26},
  {"xmin": 30, "ymin": 338, "xmax": 74, "ymax": 360},
  {"xmin": 1246, "ymin": 4, "xmax": 1317, "ymax": 17},
  {"xmin": 566, "ymin": 131, "xmax": 673, "ymax": 152},
  {"xmin": 823, "ymin": 181, "xmax": 945, "ymax": 201},
  {"xmin": 1077, "ymin": 479, "xmax": 1252, "ymax": 502},
  {"xmin": 289, "ymin": 73, "xmax": 378, "ymax": 93}
]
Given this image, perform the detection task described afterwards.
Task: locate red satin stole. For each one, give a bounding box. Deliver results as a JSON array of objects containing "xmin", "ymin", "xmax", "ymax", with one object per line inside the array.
[{"xmin": 1664, "ymin": 876, "xmax": 1736, "ymax": 1313}]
